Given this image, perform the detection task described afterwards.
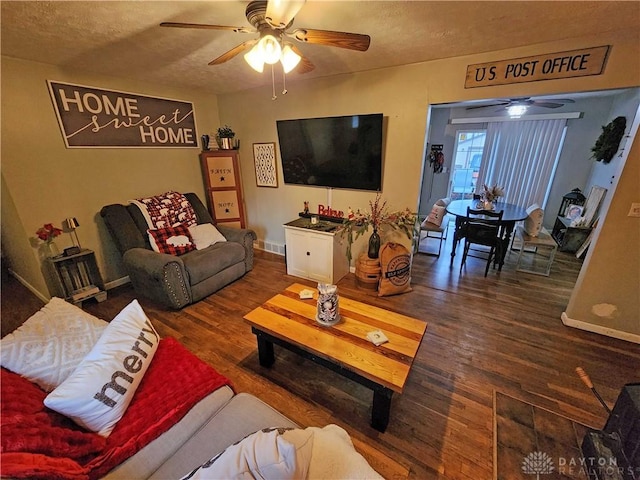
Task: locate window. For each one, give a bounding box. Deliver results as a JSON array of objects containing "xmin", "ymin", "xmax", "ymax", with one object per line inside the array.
[
  {"xmin": 477, "ymin": 119, "xmax": 567, "ymax": 209},
  {"xmin": 450, "ymin": 130, "xmax": 486, "ymax": 199}
]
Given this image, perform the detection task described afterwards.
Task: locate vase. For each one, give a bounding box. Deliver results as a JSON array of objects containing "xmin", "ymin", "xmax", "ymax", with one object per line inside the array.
[
  {"xmin": 483, "ymin": 200, "xmax": 494, "ymax": 210},
  {"xmin": 201, "ymin": 134, "xmax": 210, "ymax": 151},
  {"xmin": 368, "ymin": 229, "xmax": 381, "ymax": 259},
  {"xmin": 219, "ymin": 137, "xmax": 233, "ymax": 150},
  {"xmin": 43, "ymin": 241, "xmax": 60, "ymax": 258}
]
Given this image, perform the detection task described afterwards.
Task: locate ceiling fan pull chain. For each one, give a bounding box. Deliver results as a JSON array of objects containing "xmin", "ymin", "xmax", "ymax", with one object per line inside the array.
[
  {"xmin": 271, "ymin": 64, "xmax": 277, "ymax": 100},
  {"xmin": 282, "ymin": 69, "xmax": 288, "ymax": 95}
]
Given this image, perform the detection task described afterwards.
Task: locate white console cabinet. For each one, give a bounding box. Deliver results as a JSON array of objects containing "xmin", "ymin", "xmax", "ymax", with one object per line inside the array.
[{"xmin": 284, "ymin": 219, "xmax": 349, "ymax": 284}]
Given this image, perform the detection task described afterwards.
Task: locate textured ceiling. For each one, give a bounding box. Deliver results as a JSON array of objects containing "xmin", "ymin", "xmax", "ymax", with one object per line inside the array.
[{"xmin": 2, "ymin": 1, "xmax": 639, "ymax": 95}]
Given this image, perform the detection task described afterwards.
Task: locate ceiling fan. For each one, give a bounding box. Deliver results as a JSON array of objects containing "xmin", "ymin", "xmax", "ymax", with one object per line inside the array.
[
  {"xmin": 160, "ymin": 0, "xmax": 371, "ymax": 75},
  {"xmin": 466, "ymin": 97, "xmax": 576, "ymax": 111}
]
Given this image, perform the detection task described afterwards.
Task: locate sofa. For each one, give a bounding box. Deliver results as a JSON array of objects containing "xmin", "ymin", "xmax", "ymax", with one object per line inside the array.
[
  {"xmin": 100, "ymin": 192, "xmax": 257, "ymax": 309},
  {"xmin": 0, "ymin": 297, "xmax": 384, "ymax": 479}
]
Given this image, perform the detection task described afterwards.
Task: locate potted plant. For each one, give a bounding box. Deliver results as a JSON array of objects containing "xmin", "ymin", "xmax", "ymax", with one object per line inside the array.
[
  {"xmin": 216, "ymin": 125, "xmax": 236, "ymax": 150},
  {"xmin": 340, "ymin": 193, "xmax": 416, "ymax": 263}
]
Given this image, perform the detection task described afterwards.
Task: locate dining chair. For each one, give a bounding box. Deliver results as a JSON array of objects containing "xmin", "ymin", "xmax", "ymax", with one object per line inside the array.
[
  {"xmin": 417, "ymin": 197, "xmax": 451, "ymax": 257},
  {"xmin": 459, "ymin": 207, "xmax": 504, "ymax": 277}
]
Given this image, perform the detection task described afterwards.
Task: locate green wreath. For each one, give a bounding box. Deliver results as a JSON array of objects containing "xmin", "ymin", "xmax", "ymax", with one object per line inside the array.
[{"xmin": 591, "ymin": 116, "xmax": 626, "ymax": 164}]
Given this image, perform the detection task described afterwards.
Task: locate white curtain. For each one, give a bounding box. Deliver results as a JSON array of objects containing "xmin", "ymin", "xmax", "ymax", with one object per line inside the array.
[{"xmin": 477, "ymin": 118, "xmax": 567, "ymax": 208}]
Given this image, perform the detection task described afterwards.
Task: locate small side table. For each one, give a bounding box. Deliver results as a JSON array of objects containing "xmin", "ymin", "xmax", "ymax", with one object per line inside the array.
[
  {"xmin": 46, "ymin": 249, "xmax": 107, "ymax": 307},
  {"xmin": 512, "ymin": 226, "xmax": 558, "ymax": 277}
]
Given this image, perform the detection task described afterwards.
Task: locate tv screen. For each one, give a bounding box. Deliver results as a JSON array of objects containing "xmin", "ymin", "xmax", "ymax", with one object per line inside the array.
[{"xmin": 276, "ymin": 113, "xmax": 383, "ymax": 191}]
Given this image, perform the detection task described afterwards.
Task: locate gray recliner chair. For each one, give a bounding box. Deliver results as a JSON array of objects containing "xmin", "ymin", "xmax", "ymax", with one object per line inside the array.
[{"xmin": 100, "ymin": 193, "xmax": 256, "ymax": 309}]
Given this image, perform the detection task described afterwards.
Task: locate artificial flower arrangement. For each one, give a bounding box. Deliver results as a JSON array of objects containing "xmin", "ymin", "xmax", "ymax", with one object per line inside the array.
[
  {"xmin": 482, "ymin": 184, "xmax": 505, "ymax": 203},
  {"xmin": 36, "ymin": 223, "xmax": 63, "ymax": 243},
  {"xmin": 340, "ymin": 193, "xmax": 416, "ymax": 263}
]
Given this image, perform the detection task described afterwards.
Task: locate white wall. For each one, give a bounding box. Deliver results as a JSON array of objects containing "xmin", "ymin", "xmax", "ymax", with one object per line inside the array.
[
  {"xmin": 419, "ymin": 108, "xmax": 452, "ymax": 214},
  {"xmin": 586, "ymin": 89, "xmax": 640, "ymax": 192}
]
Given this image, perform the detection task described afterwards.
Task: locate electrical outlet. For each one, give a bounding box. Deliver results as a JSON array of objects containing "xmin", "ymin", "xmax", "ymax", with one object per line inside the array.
[{"xmin": 628, "ymin": 203, "xmax": 640, "ymax": 217}]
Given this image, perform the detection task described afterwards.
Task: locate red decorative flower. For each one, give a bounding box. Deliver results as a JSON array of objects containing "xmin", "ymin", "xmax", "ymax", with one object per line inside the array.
[{"xmin": 36, "ymin": 223, "xmax": 63, "ymax": 243}]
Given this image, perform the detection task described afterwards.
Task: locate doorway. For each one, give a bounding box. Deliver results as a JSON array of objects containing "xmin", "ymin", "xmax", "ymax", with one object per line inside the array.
[{"xmin": 417, "ymin": 89, "xmax": 639, "ymax": 341}]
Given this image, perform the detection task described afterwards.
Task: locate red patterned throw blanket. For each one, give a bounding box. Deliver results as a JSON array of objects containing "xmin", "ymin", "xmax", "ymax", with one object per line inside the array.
[
  {"xmin": 1, "ymin": 337, "xmax": 232, "ymax": 480},
  {"xmin": 131, "ymin": 191, "xmax": 197, "ymax": 229}
]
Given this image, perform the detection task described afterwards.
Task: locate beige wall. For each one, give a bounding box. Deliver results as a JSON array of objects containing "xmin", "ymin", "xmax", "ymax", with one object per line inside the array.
[
  {"xmin": 565, "ymin": 111, "xmax": 640, "ymax": 337},
  {"xmin": 2, "ymin": 28, "xmax": 638, "ymax": 338},
  {"xmin": 1, "ymin": 57, "xmax": 219, "ymax": 297}
]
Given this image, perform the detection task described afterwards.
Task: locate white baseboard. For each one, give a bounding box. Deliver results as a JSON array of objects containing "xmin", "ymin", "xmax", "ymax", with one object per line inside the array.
[
  {"xmin": 9, "ymin": 269, "xmax": 130, "ymax": 300},
  {"xmin": 8, "ymin": 269, "xmax": 48, "ymax": 303},
  {"xmin": 105, "ymin": 276, "xmax": 130, "ymax": 290},
  {"xmin": 561, "ymin": 312, "xmax": 640, "ymax": 344}
]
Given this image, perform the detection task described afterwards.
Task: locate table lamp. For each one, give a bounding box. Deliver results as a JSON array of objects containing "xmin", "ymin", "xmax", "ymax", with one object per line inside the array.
[{"xmin": 63, "ymin": 217, "xmax": 81, "ymax": 255}]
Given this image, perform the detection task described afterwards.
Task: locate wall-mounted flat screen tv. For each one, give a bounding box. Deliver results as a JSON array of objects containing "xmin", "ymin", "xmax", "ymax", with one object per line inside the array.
[{"xmin": 276, "ymin": 113, "xmax": 383, "ymax": 191}]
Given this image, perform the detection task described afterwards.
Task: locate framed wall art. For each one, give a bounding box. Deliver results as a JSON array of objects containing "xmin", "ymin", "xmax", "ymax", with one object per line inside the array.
[{"xmin": 253, "ymin": 142, "xmax": 278, "ymax": 188}]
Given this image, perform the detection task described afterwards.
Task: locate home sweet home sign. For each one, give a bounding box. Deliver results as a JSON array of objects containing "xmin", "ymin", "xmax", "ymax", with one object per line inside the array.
[{"xmin": 47, "ymin": 81, "xmax": 198, "ymax": 148}]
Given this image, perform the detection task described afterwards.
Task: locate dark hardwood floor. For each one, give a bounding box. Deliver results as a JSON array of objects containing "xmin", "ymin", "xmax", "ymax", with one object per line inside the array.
[{"xmin": 2, "ymin": 229, "xmax": 639, "ymax": 480}]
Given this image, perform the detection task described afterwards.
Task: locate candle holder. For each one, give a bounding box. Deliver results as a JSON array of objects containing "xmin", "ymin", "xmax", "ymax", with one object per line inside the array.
[{"xmin": 316, "ymin": 283, "xmax": 340, "ymax": 326}]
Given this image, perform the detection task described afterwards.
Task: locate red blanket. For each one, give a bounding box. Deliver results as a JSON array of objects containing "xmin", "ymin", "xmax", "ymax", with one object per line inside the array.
[
  {"xmin": 133, "ymin": 190, "xmax": 197, "ymax": 229},
  {"xmin": 1, "ymin": 337, "xmax": 232, "ymax": 480}
]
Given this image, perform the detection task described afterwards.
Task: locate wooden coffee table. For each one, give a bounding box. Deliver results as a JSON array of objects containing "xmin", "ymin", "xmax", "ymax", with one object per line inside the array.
[{"xmin": 244, "ymin": 283, "xmax": 427, "ymax": 432}]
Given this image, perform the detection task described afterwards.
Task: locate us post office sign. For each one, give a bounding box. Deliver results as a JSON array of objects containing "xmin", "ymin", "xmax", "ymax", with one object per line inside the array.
[{"xmin": 465, "ymin": 46, "xmax": 610, "ymax": 88}]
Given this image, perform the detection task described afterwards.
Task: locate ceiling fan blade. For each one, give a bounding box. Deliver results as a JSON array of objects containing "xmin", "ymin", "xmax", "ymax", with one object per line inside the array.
[
  {"xmin": 290, "ymin": 28, "xmax": 370, "ymax": 51},
  {"xmin": 160, "ymin": 22, "xmax": 255, "ymax": 34},
  {"xmin": 209, "ymin": 41, "xmax": 256, "ymax": 65},
  {"xmin": 530, "ymin": 101, "xmax": 565, "ymax": 108},
  {"xmin": 290, "ymin": 45, "xmax": 315, "ymax": 73},
  {"xmin": 542, "ymin": 98, "xmax": 576, "ymax": 104},
  {"xmin": 266, "ymin": 0, "xmax": 305, "ymax": 29},
  {"xmin": 466, "ymin": 102, "xmax": 508, "ymax": 110}
]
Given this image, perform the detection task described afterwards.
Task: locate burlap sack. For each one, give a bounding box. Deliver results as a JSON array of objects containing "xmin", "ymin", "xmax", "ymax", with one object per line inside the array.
[{"xmin": 378, "ymin": 242, "xmax": 412, "ymax": 297}]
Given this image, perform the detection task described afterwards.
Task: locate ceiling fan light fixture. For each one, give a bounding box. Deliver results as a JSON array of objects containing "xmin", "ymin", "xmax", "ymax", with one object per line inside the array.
[
  {"xmin": 259, "ymin": 34, "xmax": 282, "ymax": 64},
  {"xmin": 244, "ymin": 43, "xmax": 265, "ymax": 72},
  {"xmin": 266, "ymin": 0, "xmax": 306, "ymax": 28},
  {"xmin": 281, "ymin": 44, "xmax": 301, "ymax": 73},
  {"xmin": 508, "ymin": 105, "xmax": 527, "ymax": 117}
]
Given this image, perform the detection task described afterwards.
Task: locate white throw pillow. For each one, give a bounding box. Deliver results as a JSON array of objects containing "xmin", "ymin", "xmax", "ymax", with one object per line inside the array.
[
  {"xmin": 424, "ymin": 204, "xmax": 446, "ymax": 227},
  {"xmin": 524, "ymin": 203, "xmax": 544, "ymax": 237},
  {"xmin": 182, "ymin": 427, "xmax": 314, "ymax": 480},
  {"xmin": 0, "ymin": 297, "xmax": 107, "ymax": 392},
  {"xmin": 189, "ymin": 223, "xmax": 227, "ymax": 250},
  {"xmin": 44, "ymin": 299, "xmax": 160, "ymax": 437}
]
